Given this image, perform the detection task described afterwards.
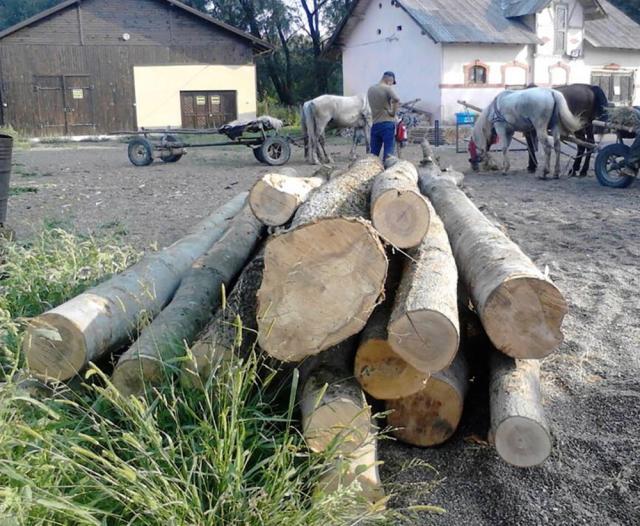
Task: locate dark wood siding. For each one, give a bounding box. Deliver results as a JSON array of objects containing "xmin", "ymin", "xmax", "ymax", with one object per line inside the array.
[{"xmin": 0, "ymin": 0, "xmax": 256, "ymax": 136}]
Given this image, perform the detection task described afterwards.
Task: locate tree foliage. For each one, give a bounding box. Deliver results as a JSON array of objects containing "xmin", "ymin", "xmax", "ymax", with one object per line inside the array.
[{"xmin": 0, "ymin": 0, "xmax": 64, "ymax": 30}]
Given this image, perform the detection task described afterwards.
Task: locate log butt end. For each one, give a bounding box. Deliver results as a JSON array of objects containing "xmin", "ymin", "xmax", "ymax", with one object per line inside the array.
[
  {"xmin": 24, "ymin": 313, "xmax": 87, "ymax": 381},
  {"xmin": 386, "ymin": 376, "xmax": 464, "ymax": 447},
  {"xmin": 494, "ymin": 416, "xmax": 552, "ymax": 467},
  {"xmin": 372, "ymin": 190, "xmax": 430, "ymax": 249},
  {"xmin": 257, "ymin": 218, "xmax": 387, "ymax": 362},
  {"xmin": 355, "ymin": 339, "xmax": 429, "ymax": 400},
  {"xmin": 388, "ymin": 310, "xmax": 459, "ymax": 373},
  {"xmin": 484, "ymin": 277, "xmax": 568, "ymax": 359},
  {"xmin": 249, "ymin": 179, "xmax": 300, "ymax": 227}
]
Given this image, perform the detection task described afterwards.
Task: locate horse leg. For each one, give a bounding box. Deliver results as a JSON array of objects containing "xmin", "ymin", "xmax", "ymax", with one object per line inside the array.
[
  {"xmin": 580, "ymin": 125, "xmax": 595, "ymax": 177},
  {"xmin": 569, "ymin": 130, "xmax": 585, "ymax": 177},
  {"xmin": 526, "ymin": 130, "xmax": 538, "ymax": 173},
  {"xmin": 349, "ymin": 128, "xmax": 359, "ymax": 160},
  {"xmin": 538, "ymin": 129, "xmax": 552, "ymax": 180},
  {"xmin": 502, "ymin": 130, "xmax": 514, "ymax": 175},
  {"xmin": 364, "ymin": 124, "xmax": 371, "ymax": 154},
  {"xmin": 553, "ymin": 129, "xmax": 562, "ymax": 179}
]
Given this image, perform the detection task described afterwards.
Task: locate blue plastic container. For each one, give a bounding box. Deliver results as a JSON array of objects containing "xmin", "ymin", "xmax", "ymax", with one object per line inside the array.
[{"xmin": 456, "ymin": 112, "xmax": 476, "ymax": 125}]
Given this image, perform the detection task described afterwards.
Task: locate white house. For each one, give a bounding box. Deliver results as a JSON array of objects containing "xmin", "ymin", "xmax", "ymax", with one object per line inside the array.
[{"xmin": 328, "ymin": 0, "xmax": 640, "ymax": 123}]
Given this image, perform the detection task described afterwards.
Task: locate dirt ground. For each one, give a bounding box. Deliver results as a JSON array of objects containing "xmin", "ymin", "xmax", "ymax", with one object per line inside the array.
[{"xmin": 6, "ymin": 139, "xmax": 640, "ymax": 525}]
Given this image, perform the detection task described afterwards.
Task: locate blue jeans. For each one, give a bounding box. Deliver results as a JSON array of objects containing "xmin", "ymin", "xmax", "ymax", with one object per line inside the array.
[{"xmin": 371, "ymin": 122, "xmax": 395, "ymax": 160}]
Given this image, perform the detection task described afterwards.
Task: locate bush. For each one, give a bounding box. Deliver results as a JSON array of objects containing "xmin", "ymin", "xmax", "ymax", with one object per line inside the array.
[{"xmin": 258, "ymin": 97, "xmax": 300, "ymax": 127}]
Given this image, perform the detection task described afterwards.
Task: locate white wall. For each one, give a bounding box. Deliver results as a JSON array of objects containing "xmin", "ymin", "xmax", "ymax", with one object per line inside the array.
[
  {"xmin": 534, "ymin": 0, "xmax": 588, "ymax": 85},
  {"xmin": 341, "ymin": 1, "xmax": 442, "ymax": 119},
  {"xmin": 133, "ymin": 65, "xmax": 257, "ymax": 128},
  {"xmin": 440, "ymin": 44, "xmax": 529, "ymax": 123}
]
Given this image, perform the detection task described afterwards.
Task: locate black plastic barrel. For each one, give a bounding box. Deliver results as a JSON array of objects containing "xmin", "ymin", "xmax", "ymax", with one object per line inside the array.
[{"xmin": 0, "ymin": 134, "xmax": 13, "ymax": 225}]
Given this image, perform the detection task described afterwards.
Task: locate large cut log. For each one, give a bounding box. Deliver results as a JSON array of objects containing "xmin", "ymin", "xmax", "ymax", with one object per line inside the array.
[
  {"xmin": 386, "ymin": 351, "xmax": 468, "ymax": 447},
  {"xmin": 388, "ymin": 201, "xmax": 459, "ymax": 373},
  {"xmin": 419, "ymin": 164, "xmax": 568, "ymax": 359},
  {"xmin": 354, "ymin": 256, "xmax": 429, "ymax": 400},
  {"xmin": 24, "ymin": 193, "xmax": 248, "ymax": 381},
  {"xmin": 257, "ymin": 156, "xmax": 387, "ymax": 362},
  {"xmin": 489, "ymin": 350, "xmax": 552, "ymax": 467},
  {"xmin": 249, "ymin": 166, "xmax": 332, "ymax": 226},
  {"xmin": 181, "ymin": 252, "xmax": 264, "ymax": 389},
  {"xmin": 111, "ymin": 205, "xmax": 264, "ymax": 396},
  {"xmin": 370, "ymin": 160, "xmax": 430, "ymax": 248},
  {"xmin": 300, "ymin": 338, "xmax": 371, "ymax": 455},
  {"xmin": 318, "ymin": 426, "xmax": 385, "ymax": 504}
]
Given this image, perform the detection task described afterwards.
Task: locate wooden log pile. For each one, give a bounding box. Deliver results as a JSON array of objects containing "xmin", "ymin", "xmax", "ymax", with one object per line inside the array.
[{"xmin": 21, "ymin": 150, "xmax": 567, "ymax": 504}]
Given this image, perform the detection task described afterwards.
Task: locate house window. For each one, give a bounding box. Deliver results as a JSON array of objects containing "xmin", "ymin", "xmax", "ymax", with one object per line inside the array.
[
  {"xmin": 468, "ymin": 65, "xmax": 488, "ymax": 85},
  {"xmin": 554, "ymin": 4, "xmax": 568, "ymax": 55}
]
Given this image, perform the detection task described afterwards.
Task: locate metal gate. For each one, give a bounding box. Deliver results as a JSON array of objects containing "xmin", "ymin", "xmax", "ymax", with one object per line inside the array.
[
  {"xmin": 33, "ymin": 74, "xmax": 96, "ymax": 135},
  {"xmin": 180, "ymin": 91, "xmax": 237, "ymax": 129}
]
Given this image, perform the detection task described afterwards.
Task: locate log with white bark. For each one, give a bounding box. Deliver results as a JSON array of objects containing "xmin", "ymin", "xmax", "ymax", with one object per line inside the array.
[
  {"xmin": 489, "ymin": 350, "xmax": 552, "ymax": 467},
  {"xmin": 354, "ymin": 257, "xmax": 429, "ymax": 400},
  {"xmin": 257, "ymin": 156, "xmax": 387, "ymax": 362},
  {"xmin": 249, "ymin": 166, "xmax": 333, "ymax": 226},
  {"xmin": 388, "ymin": 201, "xmax": 460, "ymax": 373},
  {"xmin": 111, "ymin": 205, "xmax": 264, "ymax": 396},
  {"xmin": 181, "ymin": 252, "xmax": 264, "ymax": 389},
  {"xmin": 370, "ymin": 160, "xmax": 430, "ymax": 249},
  {"xmin": 300, "ymin": 338, "xmax": 371, "ymax": 455},
  {"xmin": 318, "ymin": 425, "xmax": 385, "ymax": 504},
  {"xmin": 419, "ymin": 164, "xmax": 568, "ymax": 359},
  {"xmin": 386, "ymin": 351, "xmax": 468, "ymax": 447},
  {"xmin": 23, "ymin": 193, "xmax": 248, "ymax": 381}
]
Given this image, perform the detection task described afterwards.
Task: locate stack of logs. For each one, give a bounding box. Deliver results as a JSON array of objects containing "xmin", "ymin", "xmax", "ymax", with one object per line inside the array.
[{"xmin": 22, "ymin": 144, "xmax": 568, "ymax": 504}]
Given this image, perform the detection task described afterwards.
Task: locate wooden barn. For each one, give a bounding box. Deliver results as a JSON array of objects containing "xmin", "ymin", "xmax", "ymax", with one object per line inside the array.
[{"xmin": 0, "ymin": 0, "xmax": 271, "ymax": 137}]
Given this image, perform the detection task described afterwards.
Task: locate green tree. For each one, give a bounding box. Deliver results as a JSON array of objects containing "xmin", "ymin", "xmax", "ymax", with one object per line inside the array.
[{"xmin": 0, "ymin": 0, "xmax": 64, "ymax": 31}]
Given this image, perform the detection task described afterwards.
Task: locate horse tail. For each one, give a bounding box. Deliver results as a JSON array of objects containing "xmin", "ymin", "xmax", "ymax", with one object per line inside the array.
[
  {"xmin": 590, "ymin": 85, "xmax": 609, "ymax": 120},
  {"xmin": 552, "ymin": 90, "xmax": 583, "ymax": 134}
]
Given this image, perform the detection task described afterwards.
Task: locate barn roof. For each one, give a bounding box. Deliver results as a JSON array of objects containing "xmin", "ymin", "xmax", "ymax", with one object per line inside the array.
[
  {"xmin": 500, "ymin": 0, "xmax": 605, "ymax": 20},
  {"xmin": 0, "ymin": 0, "xmax": 273, "ymax": 53},
  {"xmin": 584, "ymin": 0, "xmax": 640, "ymax": 50}
]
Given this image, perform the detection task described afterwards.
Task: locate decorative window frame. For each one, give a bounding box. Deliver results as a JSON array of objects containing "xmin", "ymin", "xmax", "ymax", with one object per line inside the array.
[
  {"xmin": 501, "ymin": 61, "xmax": 529, "ymax": 86},
  {"xmin": 548, "ymin": 61, "xmax": 571, "ymax": 86},
  {"xmin": 464, "ymin": 60, "xmax": 490, "ymax": 86}
]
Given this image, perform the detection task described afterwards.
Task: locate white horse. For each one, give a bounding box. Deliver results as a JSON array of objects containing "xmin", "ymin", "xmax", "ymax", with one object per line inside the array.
[
  {"xmin": 469, "ymin": 87, "xmax": 583, "ymax": 179},
  {"xmin": 301, "ymin": 94, "xmax": 371, "ymax": 164}
]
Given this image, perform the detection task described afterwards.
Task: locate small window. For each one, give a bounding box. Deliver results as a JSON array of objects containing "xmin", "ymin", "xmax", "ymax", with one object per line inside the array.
[
  {"xmin": 211, "ymin": 95, "xmax": 221, "ymax": 107},
  {"xmin": 377, "ymin": 28, "xmax": 382, "ymax": 35},
  {"xmin": 468, "ymin": 65, "xmax": 488, "ymax": 85},
  {"xmin": 397, "ymin": 25, "xmax": 402, "ymax": 31},
  {"xmin": 554, "ymin": 4, "xmax": 568, "ymax": 55}
]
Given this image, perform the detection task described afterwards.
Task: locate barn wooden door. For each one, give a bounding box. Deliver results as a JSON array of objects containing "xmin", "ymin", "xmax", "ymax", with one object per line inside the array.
[
  {"xmin": 63, "ymin": 75, "xmax": 96, "ymax": 135},
  {"xmin": 34, "ymin": 75, "xmax": 96, "ymax": 135},
  {"xmin": 180, "ymin": 91, "xmax": 237, "ymax": 129}
]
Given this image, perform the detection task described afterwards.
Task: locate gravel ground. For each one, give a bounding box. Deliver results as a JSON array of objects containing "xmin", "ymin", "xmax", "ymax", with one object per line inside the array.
[{"xmin": 6, "ymin": 138, "xmax": 640, "ymax": 525}]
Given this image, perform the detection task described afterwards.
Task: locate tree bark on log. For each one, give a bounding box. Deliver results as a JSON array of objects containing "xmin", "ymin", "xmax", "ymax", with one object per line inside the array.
[
  {"xmin": 318, "ymin": 426, "xmax": 385, "ymax": 504},
  {"xmin": 257, "ymin": 156, "xmax": 387, "ymax": 362},
  {"xmin": 249, "ymin": 166, "xmax": 332, "ymax": 227},
  {"xmin": 386, "ymin": 351, "xmax": 468, "ymax": 447},
  {"xmin": 111, "ymin": 205, "xmax": 264, "ymax": 396},
  {"xmin": 419, "ymin": 164, "xmax": 568, "ymax": 359},
  {"xmin": 299, "ymin": 338, "xmax": 372, "ymax": 455},
  {"xmin": 388, "ymin": 201, "xmax": 460, "ymax": 373},
  {"xmin": 181, "ymin": 252, "xmax": 265, "ymax": 389},
  {"xmin": 354, "ymin": 256, "xmax": 429, "ymax": 400},
  {"xmin": 370, "ymin": 160, "xmax": 430, "ymax": 249},
  {"xmin": 489, "ymin": 350, "xmax": 552, "ymax": 467},
  {"xmin": 23, "ymin": 193, "xmax": 248, "ymax": 381}
]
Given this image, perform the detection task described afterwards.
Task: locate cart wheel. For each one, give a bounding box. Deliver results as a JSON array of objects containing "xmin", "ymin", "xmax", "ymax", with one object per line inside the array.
[
  {"xmin": 128, "ymin": 137, "xmax": 154, "ymax": 167},
  {"xmin": 252, "ymin": 146, "xmax": 266, "ymax": 164},
  {"xmin": 260, "ymin": 136, "xmax": 291, "ymax": 166},
  {"xmin": 595, "ymin": 143, "xmax": 634, "ymax": 188},
  {"xmin": 160, "ymin": 134, "xmax": 183, "ymax": 163}
]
